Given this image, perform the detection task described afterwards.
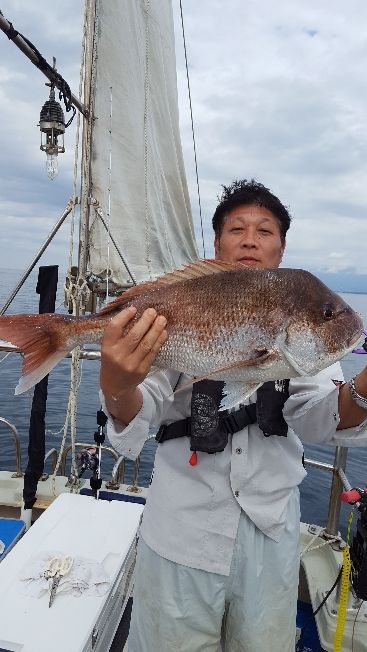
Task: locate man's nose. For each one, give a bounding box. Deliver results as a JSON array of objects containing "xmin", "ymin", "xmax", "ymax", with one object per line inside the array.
[{"xmin": 240, "ymin": 229, "xmax": 257, "ymax": 247}]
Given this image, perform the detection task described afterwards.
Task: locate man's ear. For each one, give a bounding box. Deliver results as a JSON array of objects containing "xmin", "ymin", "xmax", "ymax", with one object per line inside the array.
[
  {"xmin": 280, "ymin": 241, "xmax": 286, "ymax": 262},
  {"xmin": 214, "ymin": 237, "xmax": 219, "ymax": 257}
]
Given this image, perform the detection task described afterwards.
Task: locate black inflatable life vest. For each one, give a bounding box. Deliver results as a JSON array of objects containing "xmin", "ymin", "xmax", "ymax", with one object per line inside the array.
[{"xmin": 156, "ymin": 379, "xmax": 290, "ymax": 454}]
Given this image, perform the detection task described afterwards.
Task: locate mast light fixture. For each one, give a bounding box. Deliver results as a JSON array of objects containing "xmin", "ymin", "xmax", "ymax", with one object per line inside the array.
[{"xmin": 39, "ymin": 78, "xmax": 65, "ymax": 181}]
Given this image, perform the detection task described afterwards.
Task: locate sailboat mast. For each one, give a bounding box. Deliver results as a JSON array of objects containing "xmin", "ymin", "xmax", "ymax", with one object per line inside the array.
[{"xmin": 77, "ymin": 0, "xmax": 98, "ymax": 312}]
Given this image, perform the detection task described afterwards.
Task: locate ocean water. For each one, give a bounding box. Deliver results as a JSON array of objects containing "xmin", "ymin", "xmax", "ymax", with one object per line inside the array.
[
  {"xmin": 0, "ymin": 267, "xmax": 157, "ymax": 488},
  {"xmin": 0, "ymin": 267, "xmax": 367, "ymax": 537}
]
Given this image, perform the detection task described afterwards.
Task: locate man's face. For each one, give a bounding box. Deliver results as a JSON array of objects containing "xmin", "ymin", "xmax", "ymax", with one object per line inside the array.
[{"xmin": 214, "ymin": 204, "xmax": 285, "ymax": 269}]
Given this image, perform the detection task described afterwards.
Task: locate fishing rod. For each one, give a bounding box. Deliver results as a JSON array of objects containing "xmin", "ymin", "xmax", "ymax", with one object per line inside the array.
[{"xmin": 78, "ymin": 409, "xmax": 108, "ymax": 499}]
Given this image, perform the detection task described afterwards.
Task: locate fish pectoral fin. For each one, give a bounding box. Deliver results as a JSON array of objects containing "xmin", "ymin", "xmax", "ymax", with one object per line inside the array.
[
  {"xmin": 195, "ymin": 350, "xmax": 277, "ymax": 379},
  {"xmin": 173, "ymin": 352, "xmax": 276, "ymax": 397},
  {"xmin": 220, "ymin": 382, "xmax": 263, "ymax": 411},
  {"xmin": 248, "ymin": 348, "xmax": 276, "ymax": 365},
  {"xmin": 204, "ymin": 350, "xmax": 276, "ymax": 378},
  {"xmin": 173, "ymin": 376, "xmax": 262, "ymax": 410}
]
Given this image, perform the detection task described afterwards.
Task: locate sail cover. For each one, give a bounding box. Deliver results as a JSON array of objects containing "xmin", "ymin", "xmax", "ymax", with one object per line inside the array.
[{"xmin": 88, "ymin": 0, "xmax": 198, "ymax": 285}]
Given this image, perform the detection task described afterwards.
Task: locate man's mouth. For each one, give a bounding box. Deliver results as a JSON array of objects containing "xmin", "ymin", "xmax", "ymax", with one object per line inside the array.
[{"xmin": 238, "ymin": 257, "xmax": 259, "ymax": 265}]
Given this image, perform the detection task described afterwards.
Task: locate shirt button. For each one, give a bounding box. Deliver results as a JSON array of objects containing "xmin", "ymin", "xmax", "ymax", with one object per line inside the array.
[
  {"xmin": 234, "ymin": 490, "xmax": 239, "ymax": 498},
  {"xmin": 235, "ymin": 447, "xmax": 242, "ymax": 454}
]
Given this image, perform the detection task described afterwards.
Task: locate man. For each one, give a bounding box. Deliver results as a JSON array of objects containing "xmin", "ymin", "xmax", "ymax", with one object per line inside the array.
[{"xmin": 100, "ymin": 180, "xmax": 367, "ymax": 651}]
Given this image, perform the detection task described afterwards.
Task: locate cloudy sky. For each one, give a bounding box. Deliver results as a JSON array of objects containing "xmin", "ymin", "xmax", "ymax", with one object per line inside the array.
[{"xmin": 1, "ymin": 0, "xmax": 367, "ymax": 291}]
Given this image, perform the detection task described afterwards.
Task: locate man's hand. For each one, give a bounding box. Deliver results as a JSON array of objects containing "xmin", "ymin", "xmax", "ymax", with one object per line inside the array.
[{"xmin": 100, "ymin": 306, "xmax": 167, "ymax": 425}]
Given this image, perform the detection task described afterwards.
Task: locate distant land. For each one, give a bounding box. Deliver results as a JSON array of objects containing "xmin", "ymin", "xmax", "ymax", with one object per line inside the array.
[
  {"xmin": 313, "ymin": 271, "xmax": 367, "ymax": 294},
  {"xmin": 2, "ymin": 267, "xmax": 367, "ymax": 295}
]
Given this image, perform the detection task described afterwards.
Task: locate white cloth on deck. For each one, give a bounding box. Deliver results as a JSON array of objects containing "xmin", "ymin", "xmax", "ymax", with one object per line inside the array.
[{"xmin": 18, "ymin": 551, "xmax": 110, "ymax": 598}]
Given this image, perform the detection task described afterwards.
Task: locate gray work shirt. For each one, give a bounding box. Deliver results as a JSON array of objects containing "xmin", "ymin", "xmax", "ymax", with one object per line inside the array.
[{"xmin": 101, "ymin": 362, "xmax": 367, "ymax": 576}]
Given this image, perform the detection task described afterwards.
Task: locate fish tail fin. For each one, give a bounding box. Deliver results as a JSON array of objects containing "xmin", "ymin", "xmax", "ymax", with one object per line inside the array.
[{"xmin": 0, "ymin": 314, "xmax": 77, "ymax": 394}]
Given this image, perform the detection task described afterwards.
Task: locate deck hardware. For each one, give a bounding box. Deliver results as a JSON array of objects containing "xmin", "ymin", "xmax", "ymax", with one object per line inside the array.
[
  {"xmin": 308, "ymin": 524, "xmax": 320, "ymax": 535},
  {"xmin": 106, "ymin": 455, "xmax": 125, "ymax": 489},
  {"xmin": 127, "ymin": 455, "xmax": 142, "ymax": 493},
  {"xmin": 65, "ymin": 473, "xmax": 82, "ymax": 489}
]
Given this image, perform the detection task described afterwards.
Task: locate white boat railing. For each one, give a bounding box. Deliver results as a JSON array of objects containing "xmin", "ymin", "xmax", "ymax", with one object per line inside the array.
[
  {"xmin": 0, "ymin": 417, "xmax": 23, "ymax": 478},
  {"xmin": 0, "ymin": 410, "xmax": 357, "ymax": 537},
  {"xmin": 41, "ymin": 448, "xmax": 58, "ymax": 478}
]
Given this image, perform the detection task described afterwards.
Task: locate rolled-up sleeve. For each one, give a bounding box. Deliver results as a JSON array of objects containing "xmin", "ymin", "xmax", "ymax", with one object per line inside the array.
[
  {"xmin": 100, "ymin": 370, "xmax": 182, "ymax": 459},
  {"xmin": 283, "ymin": 362, "xmax": 367, "ymax": 446}
]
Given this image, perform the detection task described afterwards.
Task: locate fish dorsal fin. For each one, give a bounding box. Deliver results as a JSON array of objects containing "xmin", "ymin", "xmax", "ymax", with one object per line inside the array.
[{"xmin": 97, "ymin": 259, "xmax": 243, "ymax": 317}]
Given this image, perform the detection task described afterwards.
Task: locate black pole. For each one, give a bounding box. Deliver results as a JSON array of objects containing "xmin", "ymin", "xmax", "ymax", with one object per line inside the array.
[{"xmin": 23, "ymin": 266, "xmax": 58, "ymax": 510}]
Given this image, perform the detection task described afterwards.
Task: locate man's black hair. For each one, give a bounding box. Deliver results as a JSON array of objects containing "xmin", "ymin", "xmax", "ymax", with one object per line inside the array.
[{"xmin": 212, "ymin": 179, "xmax": 292, "ymax": 242}]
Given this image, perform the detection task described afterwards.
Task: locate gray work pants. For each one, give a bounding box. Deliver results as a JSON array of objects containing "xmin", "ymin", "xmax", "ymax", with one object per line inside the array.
[{"xmin": 129, "ymin": 488, "xmax": 300, "ymax": 652}]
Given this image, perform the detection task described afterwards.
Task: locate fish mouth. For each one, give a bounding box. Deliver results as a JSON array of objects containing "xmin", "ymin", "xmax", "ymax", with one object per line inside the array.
[
  {"xmin": 350, "ymin": 331, "xmax": 365, "ymax": 349},
  {"xmin": 333, "ymin": 306, "xmax": 364, "ymax": 348}
]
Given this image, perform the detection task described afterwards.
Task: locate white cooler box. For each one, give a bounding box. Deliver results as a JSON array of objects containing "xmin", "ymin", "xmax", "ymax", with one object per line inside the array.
[{"xmin": 0, "ymin": 493, "xmax": 144, "ymax": 652}]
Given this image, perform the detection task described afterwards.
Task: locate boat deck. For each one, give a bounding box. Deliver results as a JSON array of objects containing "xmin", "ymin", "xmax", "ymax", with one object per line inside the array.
[{"xmin": 1, "ymin": 475, "xmax": 367, "ymax": 651}]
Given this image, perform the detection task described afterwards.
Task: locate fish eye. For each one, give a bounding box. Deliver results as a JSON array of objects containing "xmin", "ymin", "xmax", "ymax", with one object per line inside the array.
[{"xmin": 323, "ymin": 305, "xmax": 334, "ymax": 320}]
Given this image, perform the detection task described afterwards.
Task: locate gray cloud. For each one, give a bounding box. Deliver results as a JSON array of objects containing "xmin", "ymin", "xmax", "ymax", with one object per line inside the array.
[
  {"xmin": 174, "ymin": 0, "xmax": 367, "ymax": 277},
  {"xmin": 1, "ymin": 0, "xmax": 367, "ymax": 282}
]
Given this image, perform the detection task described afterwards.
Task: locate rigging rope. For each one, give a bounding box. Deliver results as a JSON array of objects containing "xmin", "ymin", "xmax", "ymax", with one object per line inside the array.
[
  {"xmin": 53, "ymin": 0, "xmax": 93, "ymax": 487},
  {"xmin": 94, "ymin": 205, "xmax": 137, "ymax": 286},
  {"xmin": 179, "ymin": 0, "xmax": 206, "ymax": 258},
  {"xmin": 143, "ymin": 0, "xmax": 152, "ymax": 279},
  {"xmin": 78, "ymin": 0, "xmax": 98, "ymax": 287},
  {"xmin": 67, "ymin": 0, "xmax": 88, "ymax": 275},
  {"xmin": 50, "ymin": 348, "xmax": 81, "ymax": 495},
  {"xmin": 51, "ymin": 269, "xmax": 86, "ymax": 491},
  {"xmin": 300, "ymin": 527, "xmax": 341, "ymax": 560},
  {"xmin": 105, "ymin": 86, "xmax": 113, "ymax": 302},
  {"xmin": 68, "ymin": 348, "xmax": 81, "ymax": 485}
]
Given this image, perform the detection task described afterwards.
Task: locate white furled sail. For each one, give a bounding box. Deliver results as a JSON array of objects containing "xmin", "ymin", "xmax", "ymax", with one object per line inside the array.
[{"xmin": 87, "ymin": 0, "xmax": 198, "ymax": 285}]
